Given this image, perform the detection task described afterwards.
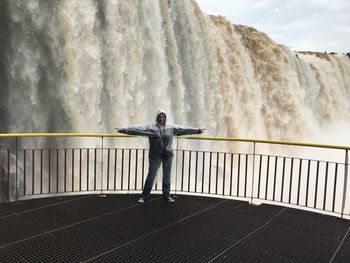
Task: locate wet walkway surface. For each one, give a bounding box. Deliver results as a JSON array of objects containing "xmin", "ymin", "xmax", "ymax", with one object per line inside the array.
[{"xmin": 0, "ymin": 194, "xmax": 349, "ymax": 262}]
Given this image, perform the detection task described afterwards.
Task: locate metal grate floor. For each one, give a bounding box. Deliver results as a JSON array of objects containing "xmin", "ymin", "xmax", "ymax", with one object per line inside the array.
[{"xmin": 0, "ymin": 194, "xmax": 349, "ymax": 263}]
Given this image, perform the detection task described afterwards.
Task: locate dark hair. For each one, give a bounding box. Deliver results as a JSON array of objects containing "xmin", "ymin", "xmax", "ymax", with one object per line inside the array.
[{"xmin": 157, "ymin": 113, "xmax": 166, "ymax": 123}]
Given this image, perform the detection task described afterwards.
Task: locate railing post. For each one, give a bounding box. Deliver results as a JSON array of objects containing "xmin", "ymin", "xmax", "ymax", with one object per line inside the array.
[
  {"xmin": 341, "ymin": 149, "xmax": 348, "ymax": 219},
  {"xmin": 250, "ymin": 142, "xmax": 256, "ymax": 204},
  {"xmin": 15, "ymin": 136, "xmax": 18, "ymax": 198}
]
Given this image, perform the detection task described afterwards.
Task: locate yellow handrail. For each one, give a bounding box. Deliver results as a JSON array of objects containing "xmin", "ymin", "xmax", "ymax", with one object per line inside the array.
[
  {"xmin": 0, "ymin": 133, "xmax": 349, "ymax": 150},
  {"xmin": 0, "ymin": 133, "xmax": 129, "ymax": 138},
  {"xmin": 185, "ymin": 136, "xmax": 350, "ymax": 150}
]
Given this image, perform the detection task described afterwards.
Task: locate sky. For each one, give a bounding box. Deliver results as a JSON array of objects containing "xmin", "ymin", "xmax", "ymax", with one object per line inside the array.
[{"xmin": 196, "ymin": 0, "xmax": 350, "ymax": 53}]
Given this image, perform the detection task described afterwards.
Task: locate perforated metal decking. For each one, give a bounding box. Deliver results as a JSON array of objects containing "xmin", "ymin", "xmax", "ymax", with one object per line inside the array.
[{"xmin": 0, "ymin": 194, "xmax": 349, "ymax": 262}]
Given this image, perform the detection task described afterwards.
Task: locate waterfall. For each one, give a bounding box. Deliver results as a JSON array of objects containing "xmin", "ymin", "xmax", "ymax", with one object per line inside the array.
[{"xmin": 0, "ymin": 0, "xmax": 349, "ymax": 145}]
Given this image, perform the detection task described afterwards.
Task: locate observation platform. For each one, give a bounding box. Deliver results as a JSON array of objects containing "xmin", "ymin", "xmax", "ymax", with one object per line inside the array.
[{"xmin": 0, "ymin": 194, "xmax": 349, "ymax": 262}]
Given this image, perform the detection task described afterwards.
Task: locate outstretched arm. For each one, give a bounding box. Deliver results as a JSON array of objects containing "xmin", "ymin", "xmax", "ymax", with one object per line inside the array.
[
  {"xmin": 116, "ymin": 125, "xmax": 156, "ymax": 136},
  {"xmin": 173, "ymin": 125, "xmax": 206, "ymax": 136}
]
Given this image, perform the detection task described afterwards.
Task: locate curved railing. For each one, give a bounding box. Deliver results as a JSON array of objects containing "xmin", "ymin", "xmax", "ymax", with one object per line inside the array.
[{"xmin": 0, "ymin": 133, "xmax": 349, "ymax": 219}]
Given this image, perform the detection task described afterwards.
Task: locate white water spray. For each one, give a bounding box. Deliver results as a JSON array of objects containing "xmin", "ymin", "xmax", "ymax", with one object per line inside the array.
[{"xmin": 0, "ymin": 0, "xmax": 349, "ymax": 146}]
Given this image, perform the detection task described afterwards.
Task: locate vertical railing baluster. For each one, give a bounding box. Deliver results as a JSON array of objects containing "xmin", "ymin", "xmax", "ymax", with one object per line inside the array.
[
  {"xmin": 195, "ymin": 151, "xmax": 199, "ymax": 193},
  {"xmin": 64, "ymin": 149, "xmax": 67, "ymax": 193},
  {"xmin": 281, "ymin": 157, "xmax": 286, "ymax": 202},
  {"xmin": 79, "ymin": 148, "xmax": 82, "ymax": 192},
  {"xmin": 323, "ymin": 162, "xmax": 329, "ymax": 210},
  {"xmin": 32, "ymin": 149, "xmax": 35, "ymax": 195},
  {"xmin": 265, "ymin": 156, "xmax": 270, "ymax": 200},
  {"xmin": 229, "ymin": 153, "xmax": 233, "ymax": 196},
  {"xmin": 314, "ymin": 161, "xmax": 320, "ymax": 209},
  {"xmin": 289, "ymin": 158, "xmax": 294, "ymax": 204},
  {"xmin": 305, "ymin": 160, "xmax": 311, "ymax": 207},
  {"xmin": 250, "ymin": 142, "xmax": 256, "ymax": 203},
  {"xmin": 237, "ymin": 154, "xmax": 241, "ymax": 196},
  {"xmin": 71, "ymin": 149, "xmax": 74, "ymax": 192},
  {"xmin": 114, "ymin": 149, "xmax": 117, "ymax": 190},
  {"xmin": 332, "ymin": 163, "xmax": 338, "ymax": 213},
  {"xmin": 56, "ymin": 149, "xmax": 59, "ymax": 193},
  {"xmin": 297, "ymin": 159, "xmax": 303, "ymax": 205},
  {"xmin": 273, "ymin": 156, "xmax": 278, "ymax": 201},
  {"xmin": 15, "ymin": 138, "xmax": 18, "ymax": 197},
  {"xmin": 48, "ymin": 149, "xmax": 51, "ymax": 194},
  {"xmin": 223, "ymin": 152, "xmax": 226, "ymax": 196},
  {"xmin": 258, "ymin": 155, "xmax": 262, "ymax": 199},
  {"xmin": 202, "ymin": 152, "xmax": 206, "ymax": 194},
  {"xmin": 216, "ymin": 152, "xmax": 219, "ymax": 195},
  {"xmin": 181, "ymin": 150, "xmax": 185, "ymax": 192},
  {"xmin": 142, "ymin": 149, "xmax": 145, "ymax": 190},
  {"xmin": 86, "ymin": 149, "xmax": 89, "ymax": 191},
  {"xmin": 341, "ymin": 150, "xmax": 348, "ymax": 219},
  {"xmin": 94, "ymin": 149, "xmax": 97, "ymax": 191},
  {"xmin": 128, "ymin": 149, "xmax": 131, "ymax": 191},
  {"xmin": 40, "ymin": 149, "xmax": 43, "ymax": 194},
  {"xmin": 135, "ymin": 149, "xmax": 138, "ymax": 191},
  {"xmin": 244, "ymin": 154, "xmax": 248, "ymax": 197},
  {"xmin": 208, "ymin": 152, "xmax": 212, "ymax": 194},
  {"xmin": 107, "ymin": 149, "xmax": 110, "ymax": 190},
  {"xmin": 23, "ymin": 149, "xmax": 26, "ymax": 196},
  {"xmin": 72, "ymin": 149, "xmax": 75, "ymax": 192},
  {"xmin": 188, "ymin": 151, "xmax": 192, "ymax": 192},
  {"xmin": 121, "ymin": 149, "xmax": 124, "ymax": 190},
  {"xmin": 0, "ymin": 151, "xmax": 2, "ymax": 196}
]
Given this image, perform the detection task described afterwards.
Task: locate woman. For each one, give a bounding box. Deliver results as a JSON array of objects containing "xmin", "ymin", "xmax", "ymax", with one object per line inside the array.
[{"xmin": 117, "ymin": 109, "xmax": 205, "ymax": 203}]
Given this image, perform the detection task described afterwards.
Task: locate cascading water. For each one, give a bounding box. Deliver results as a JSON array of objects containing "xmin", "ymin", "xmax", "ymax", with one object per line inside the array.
[
  {"xmin": 0, "ymin": 0, "xmax": 350, "ymax": 202},
  {"xmin": 1, "ymin": 0, "xmax": 349, "ymax": 143}
]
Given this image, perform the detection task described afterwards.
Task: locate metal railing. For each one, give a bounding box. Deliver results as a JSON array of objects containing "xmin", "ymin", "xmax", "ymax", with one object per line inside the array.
[{"xmin": 0, "ymin": 133, "xmax": 349, "ymax": 219}]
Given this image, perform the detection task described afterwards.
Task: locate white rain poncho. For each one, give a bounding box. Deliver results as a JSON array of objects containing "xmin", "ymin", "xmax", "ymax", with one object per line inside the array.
[{"xmin": 117, "ymin": 109, "xmax": 202, "ymax": 160}]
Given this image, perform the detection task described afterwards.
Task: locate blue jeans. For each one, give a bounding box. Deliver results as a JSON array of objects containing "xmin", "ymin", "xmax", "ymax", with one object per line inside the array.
[{"xmin": 141, "ymin": 156, "xmax": 173, "ymax": 200}]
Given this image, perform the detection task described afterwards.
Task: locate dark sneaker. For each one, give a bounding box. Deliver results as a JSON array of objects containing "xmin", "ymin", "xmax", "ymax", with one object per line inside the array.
[
  {"xmin": 138, "ymin": 197, "xmax": 145, "ymax": 203},
  {"xmin": 166, "ymin": 197, "xmax": 175, "ymax": 203}
]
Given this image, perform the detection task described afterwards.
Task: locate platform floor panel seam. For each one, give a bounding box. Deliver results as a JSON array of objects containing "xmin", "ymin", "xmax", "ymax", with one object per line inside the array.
[
  {"xmin": 0, "ymin": 195, "xmax": 91, "ymax": 218},
  {"xmin": 0, "ymin": 197, "xmax": 159, "ymax": 249},
  {"xmin": 83, "ymin": 199, "xmax": 227, "ymax": 262},
  {"xmin": 240, "ymin": 222, "xmax": 341, "ymax": 263},
  {"xmin": 207, "ymin": 207, "xmax": 287, "ymax": 262},
  {"xmin": 210, "ymin": 241, "xmax": 299, "ymax": 263},
  {"xmin": 329, "ymin": 224, "xmax": 350, "ymax": 263}
]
